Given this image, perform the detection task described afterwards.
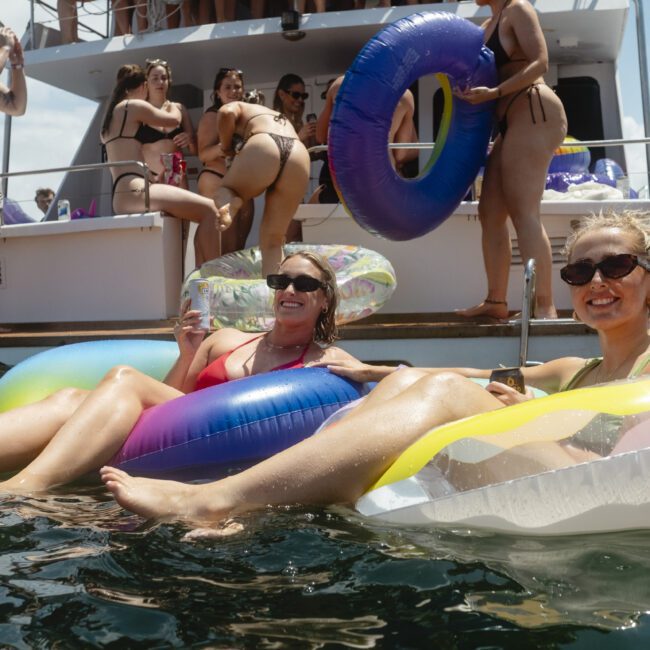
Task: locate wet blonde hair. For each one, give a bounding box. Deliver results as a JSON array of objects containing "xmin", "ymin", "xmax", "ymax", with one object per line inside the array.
[
  {"xmin": 280, "ymin": 251, "xmax": 339, "ymax": 345},
  {"xmin": 563, "ymin": 210, "xmax": 650, "ymax": 260}
]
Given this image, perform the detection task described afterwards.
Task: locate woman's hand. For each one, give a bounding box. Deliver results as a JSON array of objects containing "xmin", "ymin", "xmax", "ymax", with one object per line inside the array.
[
  {"xmin": 172, "ymin": 131, "xmax": 192, "ymax": 149},
  {"xmin": 454, "ymin": 86, "xmax": 499, "ymax": 105},
  {"xmin": 298, "ymin": 121, "xmax": 316, "ymax": 143},
  {"xmin": 307, "ymin": 358, "xmax": 394, "ymax": 383},
  {"xmin": 486, "ymin": 381, "xmax": 535, "ymax": 406},
  {"xmin": 174, "ymin": 299, "xmax": 207, "ymax": 357}
]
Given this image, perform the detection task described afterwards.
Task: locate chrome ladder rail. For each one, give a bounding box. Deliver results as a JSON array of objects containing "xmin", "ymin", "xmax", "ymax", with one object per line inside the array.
[{"xmin": 519, "ymin": 258, "xmax": 536, "ymax": 368}]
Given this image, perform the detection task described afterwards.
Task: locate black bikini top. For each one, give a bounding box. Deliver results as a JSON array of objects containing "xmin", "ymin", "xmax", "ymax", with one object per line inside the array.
[
  {"xmin": 485, "ymin": 0, "xmax": 526, "ymax": 69},
  {"xmin": 102, "ymin": 102, "xmax": 183, "ymax": 147},
  {"xmin": 134, "ymin": 123, "xmax": 184, "ymax": 144}
]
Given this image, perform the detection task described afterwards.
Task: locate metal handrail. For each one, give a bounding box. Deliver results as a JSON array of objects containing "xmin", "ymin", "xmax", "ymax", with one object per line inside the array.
[
  {"xmin": 518, "ymin": 258, "xmax": 536, "ymax": 368},
  {"xmin": 0, "ymin": 160, "xmax": 151, "ymax": 226},
  {"xmin": 309, "ymin": 136, "xmax": 650, "ymax": 154}
]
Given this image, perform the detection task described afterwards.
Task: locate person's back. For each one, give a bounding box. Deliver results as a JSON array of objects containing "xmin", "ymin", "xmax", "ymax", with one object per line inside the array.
[{"xmin": 234, "ymin": 103, "xmax": 300, "ymax": 140}]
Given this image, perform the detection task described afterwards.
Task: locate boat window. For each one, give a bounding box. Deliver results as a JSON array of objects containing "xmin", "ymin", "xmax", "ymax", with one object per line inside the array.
[{"xmin": 555, "ymin": 76, "xmax": 606, "ymax": 170}]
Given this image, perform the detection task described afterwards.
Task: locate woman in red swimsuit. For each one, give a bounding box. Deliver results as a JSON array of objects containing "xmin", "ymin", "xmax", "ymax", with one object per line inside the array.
[
  {"xmin": 0, "ymin": 251, "xmax": 357, "ymax": 494},
  {"xmin": 456, "ymin": 0, "xmax": 567, "ymax": 320}
]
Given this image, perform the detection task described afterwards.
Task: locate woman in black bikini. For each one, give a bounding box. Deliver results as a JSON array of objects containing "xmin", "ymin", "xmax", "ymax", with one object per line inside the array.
[
  {"xmin": 142, "ymin": 59, "xmax": 197, "ymax": 190},
  {"xmin": 100, "ymin": 64, "xmax": 225, "ymax": 266},
  {"xmin": 214, "ymin": 100, "xmax": 311, "ymax": 277},
  {"xmin": 197, "ymin": 67, "xmax": 254, "ymax": 255},
  {"xmin": 456, "ymin": 0, "xmax": 567, "ymax": 320}
]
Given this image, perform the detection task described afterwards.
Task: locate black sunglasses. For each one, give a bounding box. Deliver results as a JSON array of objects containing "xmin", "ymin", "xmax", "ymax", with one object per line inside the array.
[
  {"xmin": 267, "ymin": 274, "xmax": 325, "ymax": 292},
  {"xmin": 560, "ymin": 253, "xmax": 650, "ymax": 286},
  {"xmin": 284, "ymin": 90, "xmax": 308, "ymax": 101},
  {"xmin": 219, "ymin": 67, "xmax": 243, "ymax": 75}
]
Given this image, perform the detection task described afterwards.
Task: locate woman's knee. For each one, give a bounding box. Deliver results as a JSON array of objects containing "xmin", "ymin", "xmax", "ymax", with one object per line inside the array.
[
  {"xmin": 47, "ymin": 387, "xmax": 89, "ymax": 415},
  {"xmin": 100, "ymin": 365, "xmax": 146, "ymax": 389}
]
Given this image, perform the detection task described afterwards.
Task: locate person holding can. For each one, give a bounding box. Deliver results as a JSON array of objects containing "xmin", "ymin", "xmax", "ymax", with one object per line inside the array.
[
  {"xmin": 100, "ymin": 64, "xmax": 224, "ymax": 266},
  {"xmin": 102, "ymin": 212, "xmax": 650, "ymax": 538},
  {"xmin": 142, "ymin": 59, "xmax": 197, "ymax": 190},
  {"xmin": 0, "ymin": 251, "xmax": 358, "ymax": 494}
]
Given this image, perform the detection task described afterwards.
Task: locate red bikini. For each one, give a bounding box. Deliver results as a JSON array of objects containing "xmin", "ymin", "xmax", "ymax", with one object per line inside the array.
[{"xmin": 194, "ymin": 334, "xmax": 311, "ymax": 391}]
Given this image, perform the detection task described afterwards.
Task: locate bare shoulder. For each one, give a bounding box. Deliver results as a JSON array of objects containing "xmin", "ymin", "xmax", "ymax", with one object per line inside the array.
[
  {"xmin": 508, "ymin": 0, "xmax": 539, "ymax": 24},
  {"xmin": 523, "ymin": 356, "xmax": 588, "ymax": 392}
]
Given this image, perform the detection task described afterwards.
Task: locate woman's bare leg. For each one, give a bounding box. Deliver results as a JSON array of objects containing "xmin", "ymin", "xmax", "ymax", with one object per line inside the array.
[
  {"xmin": 214, "ymin": 0, "xmax": 236, "ymax": 21},
  {"xmin": 250, "ymin": 0, "xmax": 265, "ymax": 18},
  {"xmin": 457, "ymin": 139, "xmax": 511, "ymax": 320},
  {"xmin": 57, "ymin": 0, "xmax": 78, "ymax": 43},
  {"xmin": 497, "ymin": 87, "xmax": 566, "ymax": 319},
  {"xmin": 113, "ymin": 179, "xmax": 223, "ymax": 266},
  {"xmin": 102, "ymin": 372, "xmax": 503, "ymax": 523},
  {"xmin": 112, "ymin": 0, "xmax": 133, "ymax": 35},
  {"xmin": 221, "ymin": 200, "xmax": 253, "ymax": 254},
  {"xmin": 0, "ymin": 388, "xmax": 89, "ymax": 473},
  {"xmin": 0, "ymin": 367, "xmax": 183, "ymax": 493}
]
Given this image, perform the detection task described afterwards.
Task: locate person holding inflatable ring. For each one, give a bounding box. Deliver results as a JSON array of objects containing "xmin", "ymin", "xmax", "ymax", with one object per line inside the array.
[
  {"xmin": 0, "ymin": 252, "xmax": 357, "ymax": 494},
  {"xmin": 456, "ymin": 0, "xmax": 567, "ymax": 320},
  {"xmin": 102, "ymin": 212, "xmax": 650, "ymax": 537}
]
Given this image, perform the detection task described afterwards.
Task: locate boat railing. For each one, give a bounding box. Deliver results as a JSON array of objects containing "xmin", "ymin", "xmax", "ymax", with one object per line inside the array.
[
  {"xmin": 27, "ymin": 0, "xmax": 112, "ymax": 46},
  {"xmin": 309, "ymin": 136, "xmax": 650, "ymax": 154},
  {"xmin": 0, "ymin": 160, "xmax": 151, "ymax": 226}
]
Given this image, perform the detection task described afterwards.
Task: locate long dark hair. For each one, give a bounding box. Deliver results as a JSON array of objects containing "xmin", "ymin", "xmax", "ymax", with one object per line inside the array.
[
  {"xmin": 101, "ymin": 64, "xmax": 147, "ymax": 136},
  {"xmin": 210, "ymin": 67, "xmax": 244, "ymax": 110},
  {"xmin": 273, "ymin": 73, "xmax": 305, "ymax": 113}
]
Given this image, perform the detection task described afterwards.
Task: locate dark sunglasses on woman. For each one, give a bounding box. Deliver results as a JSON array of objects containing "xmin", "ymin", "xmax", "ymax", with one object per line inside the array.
[
  {"xmin": 267, "ymin": 274, "xmax": 325, "ymax": 292},
  {"xmin": 560, "ymin": 253, "xmax": 650, "ymax": 286},
  {"xmin": 284, "ymin": 90, "xmax": 309, "ymax": 101}
]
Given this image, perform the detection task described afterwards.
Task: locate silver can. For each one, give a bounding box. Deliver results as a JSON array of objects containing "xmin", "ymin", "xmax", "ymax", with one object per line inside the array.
[
  {"xmin": 188, "ymin": 279, "xmax": 211, "ymax": 330},
  {"xmin": 57, "ymin": 199, "xmax": 71, "ymax": 221}
]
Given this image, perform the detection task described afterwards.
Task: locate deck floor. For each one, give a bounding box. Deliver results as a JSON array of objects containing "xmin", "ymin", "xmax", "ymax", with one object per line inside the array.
[{"xmin": 0, "ymin": 311, "xmax": 594, "ymax": 348}]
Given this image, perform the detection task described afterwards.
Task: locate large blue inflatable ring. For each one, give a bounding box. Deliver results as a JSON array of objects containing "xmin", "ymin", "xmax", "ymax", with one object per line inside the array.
[{"xmin": 329, "ymin": 12, "xmax": 497, "ymax": 240}]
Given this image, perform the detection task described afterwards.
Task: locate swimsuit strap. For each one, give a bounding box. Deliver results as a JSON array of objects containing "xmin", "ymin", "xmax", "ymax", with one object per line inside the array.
[
  {"xmin": 629, "ymin": 352, "xmax": 650, "ymax": 377},
  {"xmin": 559, "ymin": 357, "xmax": 602, "ymax": 392},
  {"xmin": 103, "ymin": 101, "xmax": 131, "ymax": 145}
]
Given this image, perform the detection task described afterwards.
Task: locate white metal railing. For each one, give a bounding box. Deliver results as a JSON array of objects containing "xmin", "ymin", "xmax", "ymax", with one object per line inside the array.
[
  {"xmin": 0, "ymin": 160, "xmax": 151, "ymax": 226},
  {"xmin": 309, "ymin": 136, "xmax": 650, "ymax": 154}
]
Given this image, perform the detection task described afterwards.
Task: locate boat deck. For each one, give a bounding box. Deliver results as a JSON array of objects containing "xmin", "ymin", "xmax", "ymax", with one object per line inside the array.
[{"xmin": 0, "ymin": 311, "xmax": 592, "ymax": 346}]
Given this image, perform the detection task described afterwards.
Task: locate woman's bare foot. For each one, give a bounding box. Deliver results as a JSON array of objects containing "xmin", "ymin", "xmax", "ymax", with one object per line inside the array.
[
  {"xmin": 215, "ymin": 196, "xmax": 243, "ymax": 231},
  {"xmin": 100, "ymin": 466, "xmax": 231, "ymax": 525},
  {"xmin": 455, "ymin": 299, "xmax": 509, "ymax": 321}
]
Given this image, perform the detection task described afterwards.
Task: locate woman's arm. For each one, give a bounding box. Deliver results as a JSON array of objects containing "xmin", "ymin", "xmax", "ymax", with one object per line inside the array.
[
  {"xmin": 0, "ymin": 30, "xmax": 26, "ymax": 117},
  {"xmin": 173, "ymin": 103, "xmax": 198, "ymax": 155},
  {"xmin": 131, "ymin": 99, "xmax": 181, "ymax": 129},
  {"xmin": 217, "ymin": 103, "xmax": 240, "ymax": 154},
  {"xmin": 197, "ymin": 111, "xmax": 226, "ymax": 165},
  {"xmin": 457, "ymin": 1, "xmax": 549, "ymax": 104}
]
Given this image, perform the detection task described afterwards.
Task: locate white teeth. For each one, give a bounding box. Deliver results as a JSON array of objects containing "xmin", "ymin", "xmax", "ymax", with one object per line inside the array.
[
  {"xmin": 591, "ymin": 298, "xmax": 615, "ymax": 305},
  {"xmin": 280, "ymin": 301, "xmax": 302, "ymax": 308}
]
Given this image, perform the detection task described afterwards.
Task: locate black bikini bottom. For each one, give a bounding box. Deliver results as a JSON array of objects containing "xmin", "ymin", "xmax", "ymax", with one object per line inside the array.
[
  {"xmin": 112, "ymin": 172, "xmax": 145, "ymax": 212},
  {"xmin": 497, "ymin": 83, "xmax": 548, "ymax": 138},
  {"xmin": 197, "ymin": 168, "xmax": 225, "ymax": 181}
]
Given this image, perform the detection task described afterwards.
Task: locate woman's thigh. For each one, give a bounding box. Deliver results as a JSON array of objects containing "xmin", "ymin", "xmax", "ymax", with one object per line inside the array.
[{"xmin": 499, "ymin": 87, "xmax": 567, "ymax": 217}]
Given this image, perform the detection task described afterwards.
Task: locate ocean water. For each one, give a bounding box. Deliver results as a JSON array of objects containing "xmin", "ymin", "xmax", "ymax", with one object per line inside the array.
[{"xmin": 1, "ymin": 487, "xmax": 650, "ymax": 648}]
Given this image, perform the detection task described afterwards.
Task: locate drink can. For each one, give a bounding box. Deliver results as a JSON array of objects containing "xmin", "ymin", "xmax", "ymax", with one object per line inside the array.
[
  {"xmin": 188, "ymin": 279, "xmax": 211, "ymax": 330},
  {"xmin": 57, "ymin": 199, "xmax": 71, "ymax": 221},
  {"xmin": 489, "ymin": 367, "xmax": 525, "ymax": 394}
]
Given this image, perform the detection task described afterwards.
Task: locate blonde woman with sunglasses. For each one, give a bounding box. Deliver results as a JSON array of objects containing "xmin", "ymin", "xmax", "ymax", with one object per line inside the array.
[
  {"xmin": 102, "ymin": 212, "xmax": 650, "ymax": 536},
  {"xmin": 0, "ymin": 252, "xmax": 357, "ymax": 495}
]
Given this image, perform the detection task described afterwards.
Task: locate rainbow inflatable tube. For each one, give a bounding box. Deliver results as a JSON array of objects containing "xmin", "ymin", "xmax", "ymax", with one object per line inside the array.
[
  {"xmin": 357, "ymin": 378, "xmax": 650, "ymax": 536},
  {"xmin": 329, "ymin": 12, "xmax": 497, "ymax": 240},
  {"xmin": 0, "ymin": 341, "xmax": 369, "ymax": 480}
]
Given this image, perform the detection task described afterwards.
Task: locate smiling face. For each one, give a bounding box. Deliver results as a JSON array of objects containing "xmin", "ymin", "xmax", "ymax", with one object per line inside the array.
[
  {"xmin": 569, "ymin": 227, "xmax": 650, "ymax": 332},
  {"xmin": 272, "ymin": 256, "xmax": 328, "ymax": 327},
  {"xmin": 280, "ymin": 83, "xmax": 306, "ymax": 116},
  {"xmin": 216, "ymin": 73, "xmax": 244, "ymax": 105}
]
